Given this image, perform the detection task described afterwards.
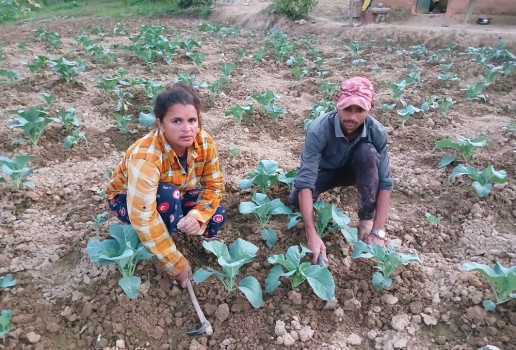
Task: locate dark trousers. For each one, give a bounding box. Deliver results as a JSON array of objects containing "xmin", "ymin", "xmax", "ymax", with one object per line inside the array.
[
  {"xmin": 289, "ymin": 142, "xmax": 379, "ymax": 220},
  {"xmin": 108, "ymin": 183, "xmax": 226, "ymax": 238}
]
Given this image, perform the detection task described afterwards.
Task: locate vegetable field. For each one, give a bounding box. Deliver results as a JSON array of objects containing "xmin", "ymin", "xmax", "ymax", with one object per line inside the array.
[{"xmin": 1, "ymin": 5, "xmax": 516, "ymax": 350}]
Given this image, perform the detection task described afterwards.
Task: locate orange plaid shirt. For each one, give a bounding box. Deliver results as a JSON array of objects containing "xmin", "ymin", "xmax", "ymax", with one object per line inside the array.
[{"xmin": 106, "ymin": 128, "xmax": 224, "ymax": 275}]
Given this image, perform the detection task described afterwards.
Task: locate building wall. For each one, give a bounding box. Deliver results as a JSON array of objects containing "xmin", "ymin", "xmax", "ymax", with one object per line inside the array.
[{"xmin": 380, "ymin": 0, "xmax": 516, "ymax": 16}]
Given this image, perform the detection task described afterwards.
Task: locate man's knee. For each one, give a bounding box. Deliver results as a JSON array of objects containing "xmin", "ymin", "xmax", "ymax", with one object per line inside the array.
[{"xmin": 352, "ymin": 143, "xmax": 379, "ymax": 168}]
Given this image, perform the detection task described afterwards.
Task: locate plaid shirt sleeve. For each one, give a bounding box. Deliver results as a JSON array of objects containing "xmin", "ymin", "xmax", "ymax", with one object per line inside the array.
[
  {"xmin": 126, "ymin": 158, "xmax": 187, "ymax": 276},
  {"xmin": 186, "ymin": 135, "xmax": 225, "ymax": 225}
]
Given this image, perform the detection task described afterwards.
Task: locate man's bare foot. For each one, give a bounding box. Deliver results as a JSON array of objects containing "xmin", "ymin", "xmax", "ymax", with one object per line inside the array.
[{"xmin": 358, "ymin": 219, "xmax": 374, "ymax": 240}]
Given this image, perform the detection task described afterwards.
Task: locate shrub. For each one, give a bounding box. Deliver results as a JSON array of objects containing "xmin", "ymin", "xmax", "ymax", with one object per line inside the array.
[{"xmin": 271, "ymin": 0, "xmax": 317, "ymax": 20}]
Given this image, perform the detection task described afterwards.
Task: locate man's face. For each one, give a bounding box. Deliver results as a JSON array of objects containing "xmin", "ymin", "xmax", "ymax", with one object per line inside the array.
[{"xmin": 337, "ymin": 104, "xmax": 370, "ymax": 135}]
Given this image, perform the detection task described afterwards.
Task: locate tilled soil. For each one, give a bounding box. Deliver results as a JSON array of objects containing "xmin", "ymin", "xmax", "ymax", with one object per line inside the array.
[{"xmin": 0, "ymin": 3, "xmax": 515, "ymax": 350}]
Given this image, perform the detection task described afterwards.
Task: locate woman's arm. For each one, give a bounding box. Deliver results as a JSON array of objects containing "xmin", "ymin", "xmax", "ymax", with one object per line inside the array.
[
  {"xmin": 127, "ymin": 159, "xmax": 188, "ymax": 276},
  {"xmin": 186, "ymin": 136, "xmax": 225, "ymax": 226}
]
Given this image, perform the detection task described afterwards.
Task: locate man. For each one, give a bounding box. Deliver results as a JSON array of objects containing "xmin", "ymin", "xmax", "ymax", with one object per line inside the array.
[{"xmin": 289, "ymin": 77, "xmax": 393, "ymax": 264}]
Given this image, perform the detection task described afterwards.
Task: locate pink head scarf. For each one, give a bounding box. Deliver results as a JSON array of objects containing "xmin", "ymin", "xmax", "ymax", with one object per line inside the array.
[{"xmin": 335, "ymin": 77, "xmax": 374, "ymax": 111}]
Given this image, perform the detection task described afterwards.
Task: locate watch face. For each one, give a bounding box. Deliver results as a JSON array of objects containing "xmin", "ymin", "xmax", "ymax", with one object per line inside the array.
[{"xmin": 377, "ymin": 230, "xmax": 386, "ymax": 238}]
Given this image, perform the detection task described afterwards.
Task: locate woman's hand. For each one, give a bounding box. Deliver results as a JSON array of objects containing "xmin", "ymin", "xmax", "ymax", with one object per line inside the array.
[
  {"xmin": 175, "ymin": 262, "xmax": 192, "ymax": 288},
  {"xmin": 177, "ymin": 215, "xmax": 201, "ymax": 235}
]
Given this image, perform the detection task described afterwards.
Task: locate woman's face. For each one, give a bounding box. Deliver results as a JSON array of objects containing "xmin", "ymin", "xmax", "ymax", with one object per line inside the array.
[{"xmin": 157, "ymin": 103, "xmax": 199, "ymax": 153}]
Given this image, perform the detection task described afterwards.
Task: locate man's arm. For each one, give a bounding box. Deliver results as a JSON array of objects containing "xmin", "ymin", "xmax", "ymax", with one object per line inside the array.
[
  {"xmin": 364, "ymin": 189, "xmax": 391, "ymax": 246},
  {"xmin": 298, "ymin": 189, "xmax": 327, "ymax": 264}
]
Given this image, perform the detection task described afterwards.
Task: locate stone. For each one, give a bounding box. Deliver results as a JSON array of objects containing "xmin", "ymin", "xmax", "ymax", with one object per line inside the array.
[
  {"xmin": 392, "ymin": 335, "xmax": 408, "ymax": 349},
  {"xmin": 221, "ymin": 339, "xmax": 231, "ymax": 346},
  {"xmin": 26, "ymin": 332, "xmax": 41, "ymax": 343},
  {"xmin": 151, "ymin": 326, "xmax": 164, "ymax": 339},
  {"xmin": 204, "ymin": 303, "xmax": 217, "ymax": 316},
  {"xmin": 275, "ymin": 320, "xmax": 287, "ymax": 336},
  {"xmin": 116, "ymin": 339, "xmax": 126, "ymax": 349},
  {"xmin": 466, "ymin": 306, "xmax": 486, "ymax": 322},
  {"xmin": 334, "ymin": 308, "xmax": 344, "ymax": 317},
  {"xmin": 215, "ymin": 303, "xmax": 230, "ymax": 323},
  {"xmin": 288, "ymin": 290, "xmax": 302, "ymax": 305},
  {"xmin": 367, "ymin": 330, "xmax": 377, "ymax": 340},
  {"xmin": 189, "ymin": 339, "xmax": 206, "ymax": 350},
  {"xmin": 282, "ymin": 333, "xmax": 295, "ymax": 346},
  {"xmin": 347, "ymin": 333, "xmax": 362, "ymax": 345},
  {"xmin": 420, "ymin": 313, "xmax": 437, "ymax": 326},
  {"xmin": 298, "ymin": 326, "xmax": 314, "ymax": 342},
  {"xmin": 391, "ymin": 314, "xmax": 410, "ymax": 331},
  {"xmin": 46, "ymin": 322, "xmax": 60, "ymax": 333},
  {"xmin": 381, "ymin": 294, "xmax": 398, "ymax": 305},
  {"xmin": 477, "ymin": 346, "xmax": 502, "ymax": 350}
]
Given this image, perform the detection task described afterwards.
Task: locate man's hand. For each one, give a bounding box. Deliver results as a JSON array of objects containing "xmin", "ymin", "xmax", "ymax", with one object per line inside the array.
[
  {"xmin": 177, "ymin": 215, "xmax": 201, "ymax": 235},
  {"xmin": 363, "ymin": 233, "xmax": 386, "ymax": 248},
  {"xmin": 175, "ymin": 263, "xmax": 192, "ymax": 288},
  {"xmin": 307, "ymin": 233, "xmax": 327, "ymax": 265}
]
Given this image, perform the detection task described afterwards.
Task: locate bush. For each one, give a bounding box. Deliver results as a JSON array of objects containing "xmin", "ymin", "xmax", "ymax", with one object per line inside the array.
[
  {"xmin": 271, "ymin": 0, "xmax": 317, "ymax": 20},
  {"xmin": 178, "ymin": 0, "xmax": 212, "ymax": 9}
]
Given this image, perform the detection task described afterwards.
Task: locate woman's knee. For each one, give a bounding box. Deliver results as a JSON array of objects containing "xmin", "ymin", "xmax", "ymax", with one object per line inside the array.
[{"xmin": 157, "ymin": 183, "xmax": 181, "ymax": 203}]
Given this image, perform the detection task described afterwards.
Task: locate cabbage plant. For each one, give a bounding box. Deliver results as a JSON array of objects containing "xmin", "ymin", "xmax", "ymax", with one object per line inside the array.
[
  {"xmin": 0, "ymin": 155, "xmax": 35, "ymax": 190},
  {"xmin": 265, "ymin": 244, "xmax": 335, "ymax": 301},
  {"xmin": 8, "ymin": 107, "xmax": 59, "ymax": 145},
  {"xmin": 462, "ymin": 262, "xmax": 516, "ymax": 310},
  {"xmin": 193, "ymin": 239, "xmax": 262, "ymax": 308},
  {"xmin": 239, "ymin": 192, "xmax": 292, "ymax": 247},
  {"xmin": 433, "ymin": 135, "xmax": 487, "ymax": 168},
  {"xmin": 352, "ymin": 242, "xmax": 421, "ymax": 291},
  {"xmin": 0, "ymin": 310, "xmax": 12, "ymax": 340},
  {"xmin": 87, "ymin": 224, "xmax": 153, "ymax": 299},
  {"xmin": 239, "ymin": 160, "xmax": 279, "ymax": 193},
  {"xmin": 451, "ymin": 164, "xmax": 507, "ymax": 197}
]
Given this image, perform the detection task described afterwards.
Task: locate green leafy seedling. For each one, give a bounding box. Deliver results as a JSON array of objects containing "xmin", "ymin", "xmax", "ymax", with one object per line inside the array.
[
  {"xmin": 49, "ymin": 58, "xmax": 85, "ymax": 83},
  {"xmin": 87, "ymin": 224, "xmax": 153, "ymax": 299},
  {"xmin": 278, "ymin": 169, "xmax": 296, "ymax": 190},
  {"xmin": 26, "ymin": 55, "xmax": 49, "ymax": 73},
  {"xmin": 0, "ymin": 69, "xmax": 19, "ymax": 83},
  {"xmin": 8, "ymin": 107, "xmax": 59, "ymax": 145},
  {"xmin": 229, "ymin": 146, "xmax": 241, "ymax": 157},
  {"xmin": 112, "ymin": 114, "xmax": 132, "ymax": 133},
  {"xmin": 433, "ymin": 135, "xmax": 487, "ymax": 168},
  {"xmin": 397, "ymin": 100, "xmax": 421, "ymax": 128},
  {"xmin": 92, "ymin": 211, "xmax": 108, "ymax": 231},
  {"xmin": 0, "ymin": 310, "xmax": 13, "ymax": 341},
  {"xmin": 225, "ymin": 104, "xmax": 254, "ymax": 124},
  {"xmin": 58, "ymin": 108, "xmax": 80, "ymax": 131},
  {"xmin": 263, "ymin": 104, "xmax": 286, "ymax": 122},
  {"xmin": 0, "ymin": 274, "xmax": 16, "ymax": 289},
  {"xmin": 63, "ymin": 128, "xmax": 88, "ymax": 149},
  {"xmin": 265, "ymin": 244, "xmax": 335, "ymax": 301},
  {"xmin": 451, "ymin": 164, "xmax": 507, "ymax": 197},
  {"xmin": 251, "ymin": 90, "xmax": 279, "ymax": 107},
  {"xmin": 289, "ymin": 200, "xmax": 356, "ymax": 239},
  {"xmin": 186, "ymin": 52, "xmax": 208, "ymax": 66},
  {"xmin": 193, "ymin": 239, "xmax": 262, "ymax": 308},
  {"xmin": 305, "ymin": 100, "xmax": 336, "ymax": 131},
  {"xmin": 425, "ymin": 212, "xmax": 443, "ymax": 226},
  {"xmin": 239, "ymin": 192, "xmax": 292, "ymax": 247},
  {"xmin": 352, "ymin": 242, "xmax": 422, "ymax": 291},
  {"xmin": 438, "ymin": 97, "xmax": 456, "ymax": 115},
  {"xmin": 319, "ymin": 81, "xmax": 338, "ymax": 98},
  {"xmin": 219, "ymin": 63, "xmax": 235, "ymax": 77},
  {"xmin": 239, "ymin": 160, "xmax": 279, "ymax": 193},
  {"xmin": 0, "ymin": 155, "xmax": 36, "ymax": 190},
  {"xmin": 461, "ymin": 81, "xmax": 489, "ymax": 101},
  {"xmin": 462, "ymin": 262, "xmax": 516, "ymax": 311}
]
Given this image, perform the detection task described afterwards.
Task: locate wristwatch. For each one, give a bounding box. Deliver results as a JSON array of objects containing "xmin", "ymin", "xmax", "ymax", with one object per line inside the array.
[{"xmin": 370, "ymin": 228, "xmax": 386, "ymax": 239}]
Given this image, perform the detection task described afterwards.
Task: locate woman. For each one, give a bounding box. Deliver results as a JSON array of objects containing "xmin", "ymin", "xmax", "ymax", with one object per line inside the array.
[{"xmin": 106, "ymin": 83, "xmax": 226, "ymax": 288}]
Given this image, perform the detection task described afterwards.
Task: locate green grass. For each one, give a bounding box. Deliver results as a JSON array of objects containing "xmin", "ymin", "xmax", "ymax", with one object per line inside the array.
[{"xmin": 1, "ymin": 0, "xmax": 211, "ymax": 25}]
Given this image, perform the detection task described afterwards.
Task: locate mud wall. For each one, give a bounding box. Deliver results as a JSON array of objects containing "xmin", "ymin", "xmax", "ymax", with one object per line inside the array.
[{"xmin": 381, "ymin": 0, "xmax": 516, "ymax": 15}]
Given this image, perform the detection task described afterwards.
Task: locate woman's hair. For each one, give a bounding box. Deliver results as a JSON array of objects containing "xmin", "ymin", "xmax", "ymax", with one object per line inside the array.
[{"xmin": 154, "ymin": 82, "xmax": 202, "ymax": 129}]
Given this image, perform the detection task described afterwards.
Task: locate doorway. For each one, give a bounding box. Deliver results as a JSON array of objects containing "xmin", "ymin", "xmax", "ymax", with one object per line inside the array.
[{"xmin": 416, "ymin": 0, "xmax": 449, "ymax": 14}]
